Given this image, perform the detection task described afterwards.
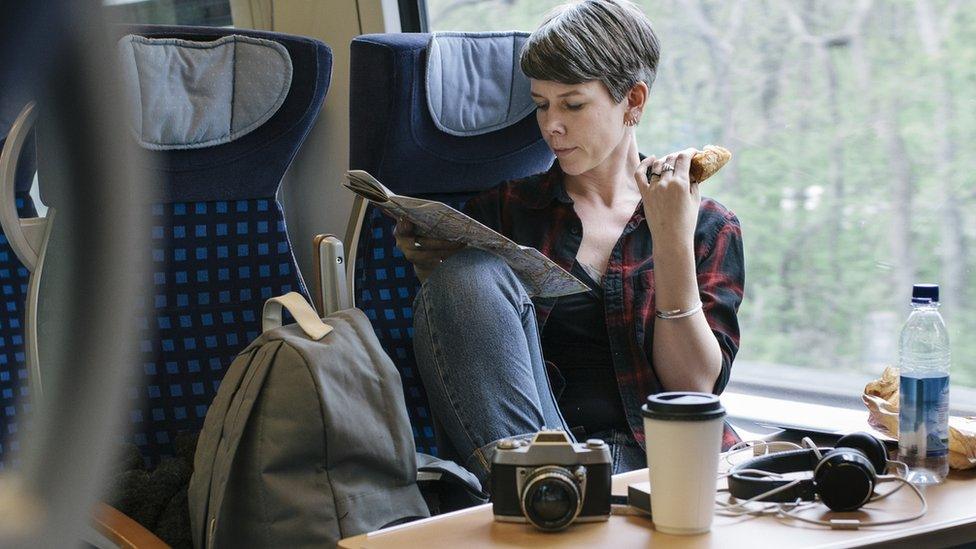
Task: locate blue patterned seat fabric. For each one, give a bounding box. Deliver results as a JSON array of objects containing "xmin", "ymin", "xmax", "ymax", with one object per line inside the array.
[
  {"xmin": 0, "ymin": 190, "xmax": 37, "ymax": 471},
  {"xmin": 354, "ymin": 194, "xmax": 466, "ymax": 454},
  {"xmin": 350, "ymin": 34, "xmax": 553, "ymax": 456},
  {"xmin": 136, "ymin": 198, "xmax": 303, "ymax": 463},
  {"xmin": 113, "ymin": 26, "xmax": 331, "ymax": 467}
]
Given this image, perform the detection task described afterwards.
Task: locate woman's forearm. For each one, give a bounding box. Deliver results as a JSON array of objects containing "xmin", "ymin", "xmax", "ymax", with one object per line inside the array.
[{"xmin": 650, "ymin": 240, "xmax": 723, "ymax": 392}]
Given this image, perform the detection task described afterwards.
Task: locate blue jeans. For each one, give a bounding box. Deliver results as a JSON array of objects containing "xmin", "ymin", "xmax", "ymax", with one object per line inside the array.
[{"xmin": 413, "ymin": 248, "xmax": 644, "ymax": 486}]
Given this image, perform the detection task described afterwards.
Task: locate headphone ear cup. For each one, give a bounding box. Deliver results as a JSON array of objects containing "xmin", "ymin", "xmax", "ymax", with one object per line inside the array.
[
  {"xmin": 835, "ymin": 432, "xmax": 888, "ymax": 475},
  {"xmin": 814, "ymin": 449, "xmax": 876, "ymax": 512}
]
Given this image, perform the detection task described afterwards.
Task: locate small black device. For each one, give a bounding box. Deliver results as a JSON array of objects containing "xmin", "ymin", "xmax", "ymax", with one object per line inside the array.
[
  {"xmin": 491, "ymin": 430, "xmax": 612, "ymax": 531},
  {"xmin": 727, "ymin": 432, "xmax": 889, "ymax": 512}
]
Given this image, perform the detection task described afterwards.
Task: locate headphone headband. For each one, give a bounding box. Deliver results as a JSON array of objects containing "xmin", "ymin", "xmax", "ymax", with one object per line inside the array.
[{"xmin": 727, "ymin": 448, "xmax": 826, "ymax": 503}]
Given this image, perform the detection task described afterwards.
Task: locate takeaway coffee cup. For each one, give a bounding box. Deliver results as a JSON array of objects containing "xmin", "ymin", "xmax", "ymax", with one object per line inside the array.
[{"xmin": 641, "ymin": 392, "xmax": 726, "ymax": 535}]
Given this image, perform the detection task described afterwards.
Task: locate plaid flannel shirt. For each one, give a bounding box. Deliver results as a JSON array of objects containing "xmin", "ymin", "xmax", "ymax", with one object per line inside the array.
[{"xmin": 463, "ymin": 160, "xmax": 745, "ymax": 447}]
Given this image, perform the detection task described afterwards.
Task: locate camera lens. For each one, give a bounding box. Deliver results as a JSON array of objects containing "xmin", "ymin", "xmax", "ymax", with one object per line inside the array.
[
  {"xmin": 529, "ymin": 481, "xmax": 573, "ymax": 522},
  {"xmin": 520, "ymin": 466, "xmax": 583, "ymax": 531}
]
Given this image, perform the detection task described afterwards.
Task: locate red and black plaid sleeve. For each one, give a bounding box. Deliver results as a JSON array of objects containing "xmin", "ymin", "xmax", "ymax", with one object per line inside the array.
[{"xmin": 695, "ymin": 201, "xmax": 745, "ymax": 394}]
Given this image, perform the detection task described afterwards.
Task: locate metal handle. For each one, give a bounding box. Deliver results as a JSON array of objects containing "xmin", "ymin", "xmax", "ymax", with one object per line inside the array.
[{"xmin": 0, "ymin": 102, "xmax": 42, "ymax": 271}]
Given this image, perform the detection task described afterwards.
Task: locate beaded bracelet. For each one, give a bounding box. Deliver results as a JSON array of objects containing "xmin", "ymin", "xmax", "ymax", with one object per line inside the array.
[{"xmin": 655, "ymin": 300, "xmax": 703, "ymax": 320}]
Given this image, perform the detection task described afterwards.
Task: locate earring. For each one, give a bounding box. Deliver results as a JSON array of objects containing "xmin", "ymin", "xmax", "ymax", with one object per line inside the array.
[{"xmin": 625, "ymin": 111, "xmax": 640, "ymax": 127}]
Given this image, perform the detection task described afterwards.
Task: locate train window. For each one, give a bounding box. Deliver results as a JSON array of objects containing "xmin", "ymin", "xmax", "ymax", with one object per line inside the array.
[
  {"xmin": 426, "ymin": 0, "xmax": 562, "ymax": 31},
  {"xmin": 103, "ymin": 0, "xmax": 232, "ymax": 26},
  {"xmin": 423, "ymin": 0, "xmax": 976, "ymax": 410}
]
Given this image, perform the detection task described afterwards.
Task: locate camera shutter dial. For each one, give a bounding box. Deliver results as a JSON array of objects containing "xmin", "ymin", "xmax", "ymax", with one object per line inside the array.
[{"xmin": 497, "ymin": 439, "xmax": 518, "ymax": 450}]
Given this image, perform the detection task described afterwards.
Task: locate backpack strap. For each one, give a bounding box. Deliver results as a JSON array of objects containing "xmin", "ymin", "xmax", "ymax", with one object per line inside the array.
[
  {"xmin": 415, "ymin": 452, "xmax": 486, "ymax": 497},
  {"xmin": 262, "ymin": 292, "xmax": 333, "ymax": 339},
  {"xmin": 188, "ymin": 341, "xmax": 284, "ymax": 549},
  {"xmin": 415, "ymin": 452, "xmax": 488, "ymax": 514}
]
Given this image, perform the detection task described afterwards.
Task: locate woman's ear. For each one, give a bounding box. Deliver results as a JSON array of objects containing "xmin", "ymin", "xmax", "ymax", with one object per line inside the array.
[{"xmin": 626, "ymin": 81, "xmax": 649, "ymax": 116}]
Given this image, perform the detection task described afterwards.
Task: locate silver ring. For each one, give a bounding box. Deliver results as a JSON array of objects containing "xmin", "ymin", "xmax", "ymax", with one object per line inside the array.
[
  {"xmin": 413, "ymin": 236, "xmax": 422, "ymax": 249},
  {"xmin": 661, "ymin": 162, "xmax": 675, "ymax": 173}
]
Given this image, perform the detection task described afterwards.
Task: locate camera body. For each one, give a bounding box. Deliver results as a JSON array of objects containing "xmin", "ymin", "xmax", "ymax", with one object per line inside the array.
[{"xmin": 491, "ymin": 430, "xmax": 612, "ymax": 531}]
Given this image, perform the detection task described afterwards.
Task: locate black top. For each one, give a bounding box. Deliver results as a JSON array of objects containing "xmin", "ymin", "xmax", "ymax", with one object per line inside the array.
[{"xmin": 541, "ymin": 261, "xmax": 628, "ymax": 435}]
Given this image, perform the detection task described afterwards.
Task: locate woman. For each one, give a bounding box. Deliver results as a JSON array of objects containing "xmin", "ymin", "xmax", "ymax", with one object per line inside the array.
[{"xmin": 395, "ymin": 0, "xmax": 744, "ymax": 483}]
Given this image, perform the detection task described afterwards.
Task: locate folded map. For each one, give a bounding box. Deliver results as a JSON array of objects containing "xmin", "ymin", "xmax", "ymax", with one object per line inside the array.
[{"xmin": 344, "ymin": 170, "xmax": 588, "ymax": 298}]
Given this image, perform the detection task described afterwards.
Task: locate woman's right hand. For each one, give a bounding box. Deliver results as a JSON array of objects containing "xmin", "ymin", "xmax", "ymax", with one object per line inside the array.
[{"xmin": 393, "ymin": 219, "xmax": 466, "ymax": 281}]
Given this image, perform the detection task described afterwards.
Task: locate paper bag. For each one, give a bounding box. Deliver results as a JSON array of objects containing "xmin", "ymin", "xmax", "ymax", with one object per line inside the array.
[{"xmin": 862, "ymin": 366, "xmax": 976, "ymax": 470}]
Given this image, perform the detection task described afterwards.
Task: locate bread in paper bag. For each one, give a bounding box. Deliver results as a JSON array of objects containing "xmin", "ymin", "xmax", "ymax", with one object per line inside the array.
[{"xmin": 862, "ymin": 366, "xmax": 976, "ymax": 470}]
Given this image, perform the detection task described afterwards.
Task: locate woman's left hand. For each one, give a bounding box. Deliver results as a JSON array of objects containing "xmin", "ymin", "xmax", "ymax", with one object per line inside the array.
[{"xmin": 635, "ymin": 148, "xmax": 701, "ymax": 248}]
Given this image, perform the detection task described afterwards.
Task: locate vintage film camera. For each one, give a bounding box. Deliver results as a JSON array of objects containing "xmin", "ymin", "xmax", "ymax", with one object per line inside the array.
[{"xmin": 491, "ymin": 430, "xmax": 612, "ymax": 531}]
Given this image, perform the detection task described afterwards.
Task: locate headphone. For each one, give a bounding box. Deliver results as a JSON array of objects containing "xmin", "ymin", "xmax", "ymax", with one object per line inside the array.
[{"xmin": 727, "ymin": 432, "xmax": 888, "ymax": 512}]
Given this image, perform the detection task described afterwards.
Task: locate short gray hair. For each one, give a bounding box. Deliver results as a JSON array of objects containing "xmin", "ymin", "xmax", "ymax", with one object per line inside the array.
[{"xmin": 520, "ymin": 0, "xmax": 660, "ymax": 104}]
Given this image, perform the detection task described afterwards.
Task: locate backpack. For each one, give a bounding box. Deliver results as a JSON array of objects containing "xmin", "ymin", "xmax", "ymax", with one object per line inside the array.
[{"xmin": 188, "ymin": 293, "xmax": 482, "ymax": 548}]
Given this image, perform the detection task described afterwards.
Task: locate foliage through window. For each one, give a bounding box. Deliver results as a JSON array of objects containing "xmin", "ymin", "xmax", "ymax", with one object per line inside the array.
[
  {"xmin": 103, "ymin": 0, "xmax": 232, "ymax": 26},
  {"xmin": 426, "ymin": 0, "xmax": 976, "ymax": 398}
]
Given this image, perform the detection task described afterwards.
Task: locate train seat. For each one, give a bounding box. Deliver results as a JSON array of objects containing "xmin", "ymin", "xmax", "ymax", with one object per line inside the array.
[
  {"xmin": 347, "ymin": 32, "xmax": 554, "ymax": 456},
  {"xmin": 0, "ymin": 101, "xmax": 38, "ymax": 471},
  {"xmin": 103, "ymin": 25, "xmax": 332, "ymax": 468},
  {"xmin": 30, "ymin": 25, "xmax": 331, "ymax": 546}
]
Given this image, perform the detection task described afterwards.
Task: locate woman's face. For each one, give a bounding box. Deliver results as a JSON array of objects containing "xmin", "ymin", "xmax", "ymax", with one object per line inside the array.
[{"xmin": 530, "ymin": 79, "xmax": 630, "ymax": 176}]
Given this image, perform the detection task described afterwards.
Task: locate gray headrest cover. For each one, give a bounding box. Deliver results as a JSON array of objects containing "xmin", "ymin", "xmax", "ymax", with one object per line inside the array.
[
  {"xmin": 426, "ymin": 32, "xmax": 534, "ymax": 137},
  {"xmin": 118, "ymin": 34, "xmax": 293, "ymax": 150}
]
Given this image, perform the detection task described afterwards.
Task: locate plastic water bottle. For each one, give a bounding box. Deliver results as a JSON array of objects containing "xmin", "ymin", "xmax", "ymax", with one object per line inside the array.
[{"xmin": 897, "ymin": 283, "xmax": 950, "ymax": 484}]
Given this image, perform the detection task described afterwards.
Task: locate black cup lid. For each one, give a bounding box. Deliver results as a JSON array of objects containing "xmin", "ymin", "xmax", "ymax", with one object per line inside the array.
[{"xmin": 641, "ymin": 392, "xmax": 725, "ymax": 421}]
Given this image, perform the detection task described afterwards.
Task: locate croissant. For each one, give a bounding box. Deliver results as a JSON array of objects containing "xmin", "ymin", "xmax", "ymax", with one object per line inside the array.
[{"xmin": 689, "ymin": 145, "xmax": 732, "ymax": 183}]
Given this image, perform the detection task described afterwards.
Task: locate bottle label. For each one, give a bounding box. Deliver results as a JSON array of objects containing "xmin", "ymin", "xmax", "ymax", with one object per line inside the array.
[{"xmin": 899, "ymin": 373, "xmax": 949, "ymax": 458}]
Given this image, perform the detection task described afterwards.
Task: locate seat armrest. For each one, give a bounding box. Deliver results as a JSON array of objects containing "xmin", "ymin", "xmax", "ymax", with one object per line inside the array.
[
  {"xmin": 312, "ymin": 234, "xmax": 350, "ymax": 315},
  {"xmin": 91, "ymin": 503, "xmax": 168, "ymax": 548}
]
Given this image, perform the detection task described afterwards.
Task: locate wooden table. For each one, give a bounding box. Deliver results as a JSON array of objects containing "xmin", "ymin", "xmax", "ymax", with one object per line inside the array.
[{"xmin": 340, "ymin": 465, "xmax": 976, "ymax": 548}]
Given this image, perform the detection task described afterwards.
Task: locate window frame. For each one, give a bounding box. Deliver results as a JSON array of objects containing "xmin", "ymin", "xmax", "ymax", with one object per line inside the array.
[
  {"xmin": 397, "ymin": 0, "xmax": 428, "ymax": 32},
  {"xmin": 413, "ymin": 1, "xmax": 976, "ymax": 421}
]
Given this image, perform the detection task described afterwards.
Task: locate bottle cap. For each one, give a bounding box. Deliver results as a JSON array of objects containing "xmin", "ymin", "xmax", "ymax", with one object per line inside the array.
[{"xmin": 912, "ymin": 284, "xmax": 939, "ymax": 304}]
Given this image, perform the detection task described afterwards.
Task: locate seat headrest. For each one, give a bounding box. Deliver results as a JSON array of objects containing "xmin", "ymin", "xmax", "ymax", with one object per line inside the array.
[
  {"xmin": 117, "ymin": 33, "xmax": 293, "ymax": 150},
  {"xmin": 426, "ymin": 32, "xmax": 534, "ymax": 137}
]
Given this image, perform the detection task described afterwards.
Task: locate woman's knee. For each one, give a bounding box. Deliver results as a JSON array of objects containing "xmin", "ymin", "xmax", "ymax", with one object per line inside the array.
[
  {"xmin": 431, "ymin": 248, "xmax": 506, "ymax": 282},
  {"xmin": 422, "ymin": 248, "xmax": 523, "ymax": 303}
]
